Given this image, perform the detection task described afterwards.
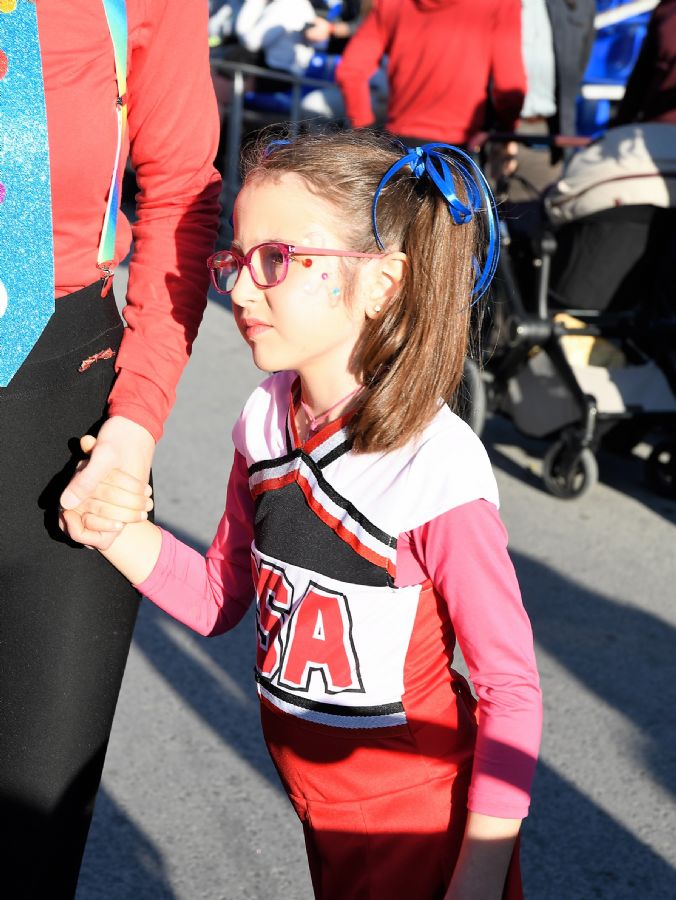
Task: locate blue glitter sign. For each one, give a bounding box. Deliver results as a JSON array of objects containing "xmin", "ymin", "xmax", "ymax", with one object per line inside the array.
[{"xmin": 0, "ymin": 0, "xmax": 55, "ymax": 386}]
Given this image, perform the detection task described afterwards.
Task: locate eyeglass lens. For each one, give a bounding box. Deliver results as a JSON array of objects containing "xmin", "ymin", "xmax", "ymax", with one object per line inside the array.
[
  {"xmin": 214, "ymin": 254, "xmax": 239, "ymax": 293},
  {"xmin": 212, "ymin": 244, "xmax": 288, "ymax": 293},
  {"xmin": 256, "ymin": 244, "xmax": 287, "ymax": 287}
]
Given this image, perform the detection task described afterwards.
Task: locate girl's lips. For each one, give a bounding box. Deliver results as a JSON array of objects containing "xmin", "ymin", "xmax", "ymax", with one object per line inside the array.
[{"xmin": 242, "ymin": 320, "xmax": 272, "ymax": 339}]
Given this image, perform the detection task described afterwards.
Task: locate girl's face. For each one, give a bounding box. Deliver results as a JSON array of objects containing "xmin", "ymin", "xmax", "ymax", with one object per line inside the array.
[{"xmin": 230, "ymin": 173, "xmax": 372, "ymax": 388}]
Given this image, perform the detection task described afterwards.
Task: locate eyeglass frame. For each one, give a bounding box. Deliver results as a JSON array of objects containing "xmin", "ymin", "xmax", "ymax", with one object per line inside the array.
[{"xmin": 207, "ymin": 241, "xmax": 387, "ymax": 295}]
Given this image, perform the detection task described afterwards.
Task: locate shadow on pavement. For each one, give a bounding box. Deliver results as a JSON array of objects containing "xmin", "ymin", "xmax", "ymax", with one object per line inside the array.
[
  {"xmin": 482, "ymin": 415, "xmax": 676, "ymax": 525},
  {"xmin": 513, "ymin": 549, "xmax": 676, "ymax": 898},
  {"xmin": 513, "ymin": 547, "xmax": 676, "ymax": 801},
  {"xmin": 524, "ymin": 762, "xmax": 676, "ymax": 899},
  {"xmin": 132, "ymin": 527, "xmax": 279, "ymax": 788},
  {"xmin": 77, "ymin": 787, "xmax": 176, "ymax": 900}
]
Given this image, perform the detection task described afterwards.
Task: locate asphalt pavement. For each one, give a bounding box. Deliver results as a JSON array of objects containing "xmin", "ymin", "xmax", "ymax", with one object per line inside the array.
[{"xmin": 76, "ymin": 271, "xmax": 676, "ymax": 900}]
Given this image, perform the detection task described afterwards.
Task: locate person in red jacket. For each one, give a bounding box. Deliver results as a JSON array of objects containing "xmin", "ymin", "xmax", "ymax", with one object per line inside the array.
[
  {"xmin": 336, "ymin": 0, "xmax": 526, "ymax": 171},
  {"xmin": 0, "ymin": 1, "xmax": 220, "ymax": 896}
]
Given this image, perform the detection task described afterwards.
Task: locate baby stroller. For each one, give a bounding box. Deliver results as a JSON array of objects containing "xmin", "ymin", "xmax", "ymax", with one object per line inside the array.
[{"xmin": 464, "ymin": 126, "xmax": 676, "ymax": 500}]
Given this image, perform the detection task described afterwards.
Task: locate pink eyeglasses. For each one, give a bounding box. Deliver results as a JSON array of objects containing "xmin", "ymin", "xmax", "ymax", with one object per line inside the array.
[{"xmin": 207, "ymin": 241, "xmax": 386, "ymax": 294}]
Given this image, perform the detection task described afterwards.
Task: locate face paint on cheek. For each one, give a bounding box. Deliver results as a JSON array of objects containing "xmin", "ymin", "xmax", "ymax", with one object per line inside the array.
[
  {"xmin": 326, "ymin": 285, "xmax": 344, "ymax": 309},
  {"xmin": 302, "ymin": 266, "xmax": 329, "ymax": 295}
]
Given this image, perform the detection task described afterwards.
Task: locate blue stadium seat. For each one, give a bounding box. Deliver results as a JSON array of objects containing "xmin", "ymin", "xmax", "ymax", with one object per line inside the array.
[
  {"xmin": 244, "ymin": 52, "xmax": 340, "ymax": 115},
  {"xmin": 576, "ymin": 0, "xmax": 652, "ymax": 134}
]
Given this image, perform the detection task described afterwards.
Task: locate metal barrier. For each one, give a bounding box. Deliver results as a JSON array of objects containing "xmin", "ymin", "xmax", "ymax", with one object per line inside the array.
[{"xmin": 211, "ymin": 58, "xmax": 341, "ymax": 213}]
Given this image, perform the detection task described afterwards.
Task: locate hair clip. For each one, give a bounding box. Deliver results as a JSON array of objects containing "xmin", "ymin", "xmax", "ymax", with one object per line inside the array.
[
  {"xmin": 371, "ymin": 143, "xmax": 499, "ymax": 301},
  {"xmin": 263, "ymin": 138, "xmax": 291, "ymax": 158}
]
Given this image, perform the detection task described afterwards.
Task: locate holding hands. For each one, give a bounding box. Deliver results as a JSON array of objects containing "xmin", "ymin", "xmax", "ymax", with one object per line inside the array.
[
  {"xmin": 59, "ymin": 414, "xmax": 156, "ymax": 549},
  {"xmin": 61, "ymin": 433, "xmax": 154, "ymax": 549}
]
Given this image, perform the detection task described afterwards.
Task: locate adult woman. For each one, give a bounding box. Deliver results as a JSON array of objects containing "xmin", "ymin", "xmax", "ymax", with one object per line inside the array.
[{"xmin": 0, "ymin": 1, "xmax": 220, "ymax": 896}]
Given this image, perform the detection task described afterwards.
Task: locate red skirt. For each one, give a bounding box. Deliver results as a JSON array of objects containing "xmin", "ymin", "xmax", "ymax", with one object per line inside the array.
[{"xmin": 260, "ymin": 698, "xmax": 524, "ymax": 900}]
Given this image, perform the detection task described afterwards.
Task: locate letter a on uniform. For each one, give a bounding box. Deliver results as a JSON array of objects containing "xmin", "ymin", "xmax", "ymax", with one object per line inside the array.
[{"xmin": 280, "ymin": 584, "xmax": 363, "ymax": 693}]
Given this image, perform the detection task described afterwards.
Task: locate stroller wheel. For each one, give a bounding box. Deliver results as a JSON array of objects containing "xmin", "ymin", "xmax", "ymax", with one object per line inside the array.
[
  {"xmin": 453, "ymin": 358, "xmax": 487, "ymax": 437},
  {"xmin": 645, "ymin": 441, "xmax": 676, "ymax": 499},
  {"xmin": 542, "ymin": 441, "xmax": 598, "ymax": 500}
]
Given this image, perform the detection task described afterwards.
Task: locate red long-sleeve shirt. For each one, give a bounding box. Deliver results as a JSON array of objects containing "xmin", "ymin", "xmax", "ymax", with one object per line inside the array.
[
  {"xmin": 336, "ymin": 0, "xmax": 526, "ymax": 144},
  {"xmin": 40, "ymin": 0, "xmax": 221, "ymax": 440}
]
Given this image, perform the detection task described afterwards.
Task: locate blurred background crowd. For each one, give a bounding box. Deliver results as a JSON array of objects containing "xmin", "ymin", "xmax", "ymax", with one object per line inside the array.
[{"xmin": 207, "ymin": 0, "xmax": 674, "ymax": 184}]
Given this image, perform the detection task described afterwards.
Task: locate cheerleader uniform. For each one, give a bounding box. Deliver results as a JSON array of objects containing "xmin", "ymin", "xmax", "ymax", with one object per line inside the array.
[{"xmin": 138, "ymin": 371, "xmax": 543, "ymax": 899}]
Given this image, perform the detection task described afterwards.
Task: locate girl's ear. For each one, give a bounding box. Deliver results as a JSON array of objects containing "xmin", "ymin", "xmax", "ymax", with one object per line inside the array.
[{"xmin": 365, "ymin": 252, "xmax": 407, "ymax": 319}]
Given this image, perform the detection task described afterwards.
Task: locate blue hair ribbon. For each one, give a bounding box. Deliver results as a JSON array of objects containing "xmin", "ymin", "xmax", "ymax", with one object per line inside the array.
[
  {"xmin": 372, "ymin": 143, "xmax": 499, "ymax": 301},
  {"xmin": 263, "ymin": 138, "xmax": 291, "ymax": 157}
]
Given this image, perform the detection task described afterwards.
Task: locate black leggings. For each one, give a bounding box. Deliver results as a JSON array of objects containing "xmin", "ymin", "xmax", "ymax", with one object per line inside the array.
[{"xmin": 0, "ymin": 284, "xmax": 141, "ymax": 899}]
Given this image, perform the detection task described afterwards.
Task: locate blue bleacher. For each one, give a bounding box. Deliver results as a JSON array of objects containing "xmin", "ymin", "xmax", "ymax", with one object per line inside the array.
[
  {"xmin": 243, "ymin": 51, "xmax": 339, "ymax": 115},
  {"xmin": 576, "ymin": 0, "xmax": 653, "ymax": 134}
]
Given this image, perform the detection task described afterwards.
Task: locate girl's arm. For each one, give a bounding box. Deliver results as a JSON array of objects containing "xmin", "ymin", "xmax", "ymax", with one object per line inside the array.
[
  {"xmin": 138, "ymin": 451, "xmax": 255, "ymax": 635},
  {"xmin": 100, "ymin": 519, "xmax": 163, "ymax": 586},
  {"xmin": 444, "ymin": 812, "xmax": 521, "ymax": 900},
  {"xmin": 409, "ymin": 498, "xmax": 543, "ymax": 896},
  {"xmin": 69, "ymin": 450, "xmax": 256, "ymax": 636}
]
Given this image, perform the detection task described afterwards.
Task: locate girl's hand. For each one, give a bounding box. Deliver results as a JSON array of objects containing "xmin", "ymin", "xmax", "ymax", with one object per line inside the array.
[
  {"xmin": 59, "ymin": 415, "xmax": 156, "ymax": 549},
  {"xmin": 443, "ymin": 813, "xmax": 521, "ymax": 900},
  {"xmin": 61, "ymin": 435, "xmax": 153, "ymax": 546}
]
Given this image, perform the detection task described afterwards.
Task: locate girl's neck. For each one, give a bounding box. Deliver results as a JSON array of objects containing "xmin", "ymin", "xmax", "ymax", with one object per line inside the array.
[{"xmin": 297, "ymin": 376, "xmax": 362, "ymax": 439}]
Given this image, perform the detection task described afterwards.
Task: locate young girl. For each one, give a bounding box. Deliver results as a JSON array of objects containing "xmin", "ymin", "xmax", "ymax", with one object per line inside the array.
[{"xmin": 67, "ymin": 130, "xmax": 543, "ymax": 900}]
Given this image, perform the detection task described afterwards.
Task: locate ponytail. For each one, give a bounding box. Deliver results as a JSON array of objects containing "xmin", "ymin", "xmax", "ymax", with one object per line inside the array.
[{"xmin": 350, "ymin": 182, "xmax": 478, "ymax": 452}]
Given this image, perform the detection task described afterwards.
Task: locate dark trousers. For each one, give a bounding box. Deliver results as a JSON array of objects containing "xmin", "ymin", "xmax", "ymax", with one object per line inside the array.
[{"xmin": 0, "ymin": 284, "xmax": 141, "ymax": 898}]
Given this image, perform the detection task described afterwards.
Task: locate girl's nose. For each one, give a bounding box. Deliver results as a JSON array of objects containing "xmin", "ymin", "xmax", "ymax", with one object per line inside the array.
[{"xmin": 230, "ymin": 264, "xmax": 260, "ymax": 307}]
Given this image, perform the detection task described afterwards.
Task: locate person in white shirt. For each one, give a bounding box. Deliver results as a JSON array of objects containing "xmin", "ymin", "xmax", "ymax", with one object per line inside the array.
[{"xmin": 236, "ymin": 0, "xmax": 317, "ymax": 75}]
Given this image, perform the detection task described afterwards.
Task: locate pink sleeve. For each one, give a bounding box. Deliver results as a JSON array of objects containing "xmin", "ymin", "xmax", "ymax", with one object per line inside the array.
[
  {"xmin": 407, "ymin": 499, "xmax": 543, "ymax": 819},
  {"xmin": 136, "ymin": 450, "xmax": 255, "ymax": 636}
]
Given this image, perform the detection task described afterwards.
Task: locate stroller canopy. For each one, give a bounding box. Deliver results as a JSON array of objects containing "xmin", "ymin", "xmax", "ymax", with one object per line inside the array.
[{"xmin": 545, "ymin": 122, "xmax": 676, "ymax": 223}]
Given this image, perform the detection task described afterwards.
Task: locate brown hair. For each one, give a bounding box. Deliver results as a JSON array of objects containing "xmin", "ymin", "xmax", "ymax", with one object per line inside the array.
[{"xmin": 241, "ymin": 128, "xmax": 485, "ymax": 454}]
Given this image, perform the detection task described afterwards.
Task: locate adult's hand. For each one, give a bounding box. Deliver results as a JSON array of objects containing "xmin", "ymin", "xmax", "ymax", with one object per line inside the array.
[
  {"xmin": 304, "ymin": 17, "xmax": 332, "ymax": 43},
  {"xmin": 60, "ymin": 415, "xmax": 156, "ymax": 549},
  {"xmin": 488, "ymin": 140, "xmax": 519, "ymax": 186}
]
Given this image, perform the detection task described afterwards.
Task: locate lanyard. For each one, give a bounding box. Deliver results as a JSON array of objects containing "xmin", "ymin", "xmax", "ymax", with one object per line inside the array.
[{"xmin": 98, "ymin": 0, "xmax": 128, "ymax": 281}]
